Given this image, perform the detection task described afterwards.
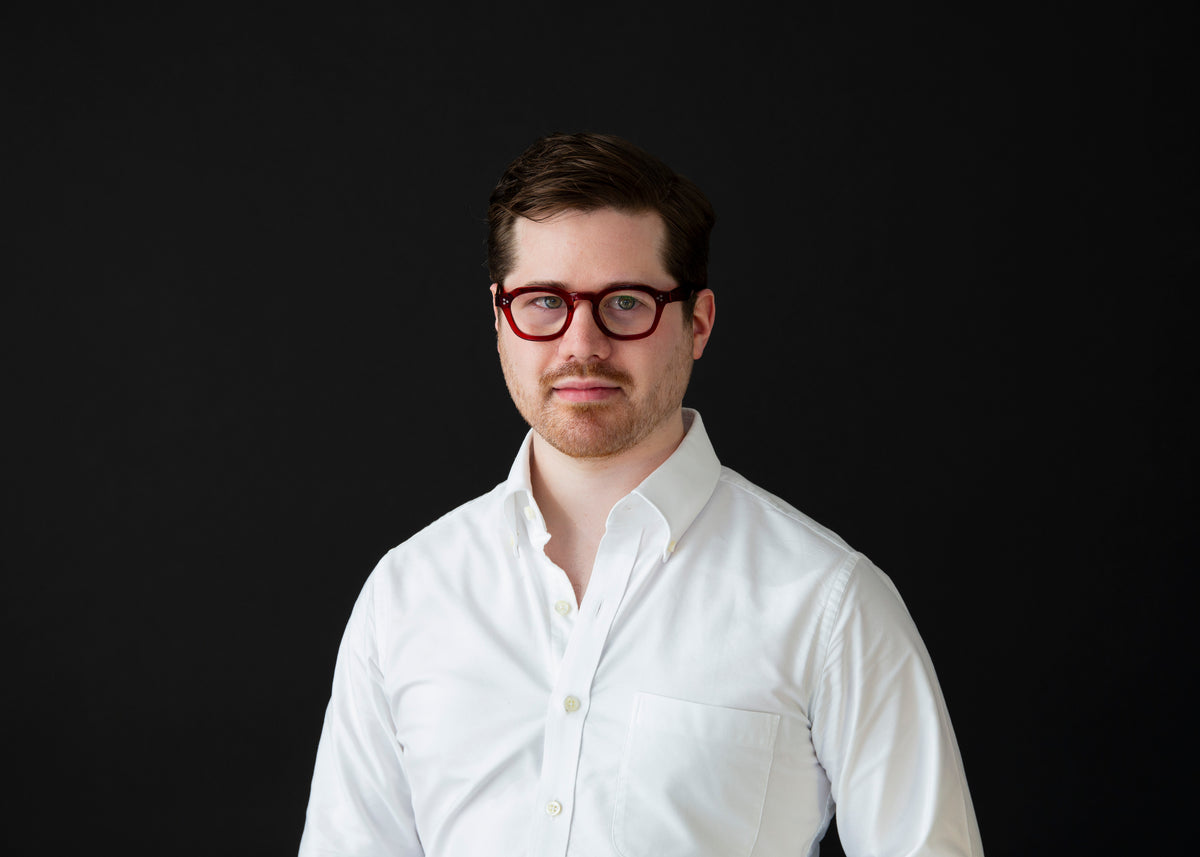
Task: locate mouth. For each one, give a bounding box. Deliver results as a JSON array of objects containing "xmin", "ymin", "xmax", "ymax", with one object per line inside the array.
[
  {"xmin": 551, "ymin": 382, "xmax": 622, "ymax": 404},
  {"xmin": 542, "ymin": 363, "xmax": 632, "ymax": 405}
]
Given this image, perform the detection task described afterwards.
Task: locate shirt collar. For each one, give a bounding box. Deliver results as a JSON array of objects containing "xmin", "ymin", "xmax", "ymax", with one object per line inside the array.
[
  {"xmin": 499, "ymin": 408, "xmax": 722, "ymax": 562},
  {"xmin": 500, "ymin": 431, "xmax": 538, "ymax": 557}
]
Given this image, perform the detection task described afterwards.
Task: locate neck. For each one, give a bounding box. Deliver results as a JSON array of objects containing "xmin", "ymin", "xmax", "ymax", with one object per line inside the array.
[{"xmin": 529, "ymin": 409, "xmax": 687, "ymax": 538}]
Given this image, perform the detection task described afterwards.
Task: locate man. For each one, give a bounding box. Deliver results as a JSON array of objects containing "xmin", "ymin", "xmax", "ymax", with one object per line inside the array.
[{"xmin": 299, "ymin": 132, "xmax": 984, "ymax": 856}]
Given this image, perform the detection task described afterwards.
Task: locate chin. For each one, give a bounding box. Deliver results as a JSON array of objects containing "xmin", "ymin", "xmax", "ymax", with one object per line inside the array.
[{"xmin": 536, "ymin": 403, "xmax": 663, "ymax": 460}]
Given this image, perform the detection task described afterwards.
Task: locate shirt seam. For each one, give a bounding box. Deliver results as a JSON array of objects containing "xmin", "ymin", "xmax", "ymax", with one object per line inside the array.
[{"xmin": 807, "ymin": 551, "xmax": 860, "ymax": 732}]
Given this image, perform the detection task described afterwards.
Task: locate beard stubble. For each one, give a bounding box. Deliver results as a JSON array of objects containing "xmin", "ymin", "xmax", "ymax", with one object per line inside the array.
[{"xmin": 498, "ymin": 338, "xmax": 694, "ymax": 460}]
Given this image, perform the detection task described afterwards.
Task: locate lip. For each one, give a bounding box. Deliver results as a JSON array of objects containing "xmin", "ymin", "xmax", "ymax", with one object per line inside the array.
[
  {"xmin": 554, "ymin": 379, "xmax": 619, "ymax": 389},
  {"xmin": 552, "ymin": 382, "xmax": 621, "ymax": 403}
]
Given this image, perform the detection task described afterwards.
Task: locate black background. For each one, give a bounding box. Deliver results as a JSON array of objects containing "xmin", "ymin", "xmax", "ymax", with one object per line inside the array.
[{"xmin": 4, "ymin": 4, "xmax": 1195, "ymax": 855}]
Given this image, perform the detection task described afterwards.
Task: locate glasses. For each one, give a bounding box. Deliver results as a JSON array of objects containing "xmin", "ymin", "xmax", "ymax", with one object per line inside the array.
[{"xmin": 495, "ymin": 283, "xmax": 694, "ymax": 341}]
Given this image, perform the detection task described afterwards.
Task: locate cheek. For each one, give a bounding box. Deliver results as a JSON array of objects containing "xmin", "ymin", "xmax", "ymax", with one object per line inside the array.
[{"xmin": 499, "ymin": 336, "xmax": 543, "ymax": 381}]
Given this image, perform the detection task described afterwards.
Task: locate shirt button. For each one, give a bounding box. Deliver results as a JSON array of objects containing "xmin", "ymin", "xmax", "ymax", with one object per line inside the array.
[
  {"xmin": 545, "ymin": 800, "xmax": 563, "ymax": 816},
  {"xmin": 524, "ymin": 505, "xmax": 537, "ymax": 520},
  {"xmin": 563, "ymin": 695, "xmax": 581, "ymax": 713},
  {"xmin": 553, "ymin": 600, "xmax": 572, "ymax": 616}
]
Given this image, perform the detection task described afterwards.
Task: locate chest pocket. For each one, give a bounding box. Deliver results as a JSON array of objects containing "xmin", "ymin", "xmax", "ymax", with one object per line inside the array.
[{"xmin": 612, "ymin": 692, "xmax": 780, "ymax": 857}]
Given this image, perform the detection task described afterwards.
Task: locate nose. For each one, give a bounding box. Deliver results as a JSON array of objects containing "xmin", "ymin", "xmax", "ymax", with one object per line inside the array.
[{"xmin": 556, "ymin": 299, "xmax": 612, "ymax": 364}]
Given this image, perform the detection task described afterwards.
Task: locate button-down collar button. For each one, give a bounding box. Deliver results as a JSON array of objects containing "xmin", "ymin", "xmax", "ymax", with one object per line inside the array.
[
  {"xmin": 563, "ymin": 695, "xmax": 581, "ymax": 713},
  {"xmin": 524, "ymin": 505, "xmax": 537, "ymax": 520},
  {"xmin": 545, "ymin": 800, "xmax": 563, "ymax": 816},
  {"xmin": 553, "ymin": 600, "xmax": 572, "ymax": 616}
]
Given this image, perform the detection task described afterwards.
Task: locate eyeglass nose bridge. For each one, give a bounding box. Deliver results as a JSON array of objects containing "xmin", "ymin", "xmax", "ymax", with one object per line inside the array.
[{"xmin": 558, "ymin": 291, "xmax": 623, "ymax": 339}]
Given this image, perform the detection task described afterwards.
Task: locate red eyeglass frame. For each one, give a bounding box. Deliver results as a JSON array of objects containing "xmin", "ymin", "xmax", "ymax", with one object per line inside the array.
[{"xmin": 494, "ymin": 283, "xmax": 695, "ymax": 341}]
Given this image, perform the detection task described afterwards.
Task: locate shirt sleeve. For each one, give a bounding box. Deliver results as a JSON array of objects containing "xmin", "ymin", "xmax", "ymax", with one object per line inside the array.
[
  {"xmin": 298, "ymin": 577, "xmax": 423, "ymax": 857},
  {"xmin": 810, "ymin": 554, "xmax": 984, "ymax": 856}
]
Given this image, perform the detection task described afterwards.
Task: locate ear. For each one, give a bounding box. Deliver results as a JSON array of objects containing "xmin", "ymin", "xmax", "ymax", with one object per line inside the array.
[
  {"xmin": 490, "ymin": 283, "xmax": 500, "ymax": 335},
  {"xmin": 690, "ymin": 289, "xmax": 716, "ymax": 359}
]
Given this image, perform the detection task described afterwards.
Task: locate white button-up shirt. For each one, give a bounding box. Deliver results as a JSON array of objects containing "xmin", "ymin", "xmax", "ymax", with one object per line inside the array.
[{"xmin": 299, "ymin": 411, "xmax": 983, "ymax": 856}]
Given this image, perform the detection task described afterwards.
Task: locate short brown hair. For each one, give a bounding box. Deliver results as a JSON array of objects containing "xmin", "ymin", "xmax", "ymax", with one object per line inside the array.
[{"xmin": 486, "ymin": 132, "xmax": 715, "ymax": 300}]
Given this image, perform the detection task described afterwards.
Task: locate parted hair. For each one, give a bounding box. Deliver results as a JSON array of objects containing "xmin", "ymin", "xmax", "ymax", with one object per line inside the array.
[{"xmin": 486, "ymin": 132, "xmax": 715, "ymax": 299}]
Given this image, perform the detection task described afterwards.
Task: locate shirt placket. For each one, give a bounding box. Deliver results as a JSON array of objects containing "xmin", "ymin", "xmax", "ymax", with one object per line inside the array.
[{"xmin": 529, "ymin": 516, "xmax": 644, "ymax": 857}]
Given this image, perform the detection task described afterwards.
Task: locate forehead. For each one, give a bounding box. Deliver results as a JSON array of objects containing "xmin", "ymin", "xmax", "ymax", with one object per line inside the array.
[{"xmin": 508, "ymin": 208, "xmax": 671, "ymax": 287}]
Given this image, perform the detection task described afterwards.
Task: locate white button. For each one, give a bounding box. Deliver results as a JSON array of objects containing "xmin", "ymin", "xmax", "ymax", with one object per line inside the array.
[
  {"xmin": 524, "ymin": 505, "xmax": 537, "ymax": 520},
  {"xmin": 667, "ymin": 539, "xmax": 677, "ymax": 553},
  {"xmin": 563, "ymin": 695, "xmax": 581, "ymax": 712},
  {"xmin": 554, "ymin": 600, "xmax": 572, "ymax": 616},
  {"xmin": 545, "ymin": 800, "xmax": 562, "ymax": 816}
]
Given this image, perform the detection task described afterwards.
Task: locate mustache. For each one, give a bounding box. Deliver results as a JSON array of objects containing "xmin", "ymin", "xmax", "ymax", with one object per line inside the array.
[{"xmin": 541, "ymin": 363, "xmax": 633, "ymax": 389}]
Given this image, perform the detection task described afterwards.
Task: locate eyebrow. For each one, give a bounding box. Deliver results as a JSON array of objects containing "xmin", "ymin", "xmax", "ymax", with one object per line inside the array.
[{"xmin": 512, "ymin": 280, "xmax": 658, "ymax": 291}]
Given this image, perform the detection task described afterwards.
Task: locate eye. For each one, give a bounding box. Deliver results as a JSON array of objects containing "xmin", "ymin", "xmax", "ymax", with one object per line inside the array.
[
  {"xmin": 532, "ymin": 294, "xmax": 564, "ymax": 310},
  {"xmin": 606, "ymin": 292, "xmax": 648, "ymax": 312}
]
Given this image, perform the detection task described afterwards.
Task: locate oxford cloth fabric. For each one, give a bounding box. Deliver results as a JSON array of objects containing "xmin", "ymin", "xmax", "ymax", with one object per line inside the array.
[{"xmin": 299, "ymin": 410, "xmax": 984, "ymax": 857}]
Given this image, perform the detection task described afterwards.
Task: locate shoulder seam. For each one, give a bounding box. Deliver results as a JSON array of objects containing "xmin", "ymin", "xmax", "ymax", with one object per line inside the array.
[{"xmin": 809, "ymin": 550, "xmax": 864, "ymax": 726}]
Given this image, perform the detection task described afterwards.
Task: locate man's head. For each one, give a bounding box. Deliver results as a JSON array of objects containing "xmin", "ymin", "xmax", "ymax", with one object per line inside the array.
[
  {"xmin": 487, "ymin": 131, "xmax": 715, "ymax": 312},
  {"xmin": 487, "ymin": 133, "xmax": 717, "ymax": 462}
]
